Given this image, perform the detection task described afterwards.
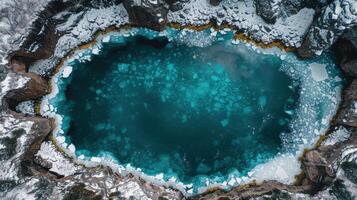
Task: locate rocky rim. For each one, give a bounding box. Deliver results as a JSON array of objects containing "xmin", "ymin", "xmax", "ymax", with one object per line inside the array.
[{"xmin": 0, "ymin": 0, "xmax": 356, "ymax": 199}]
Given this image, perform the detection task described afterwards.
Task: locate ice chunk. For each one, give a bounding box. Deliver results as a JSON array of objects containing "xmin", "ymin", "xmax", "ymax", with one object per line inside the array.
[
  {"xmin": 91, "ymin": 157, "xmax": 102, "ymax": 162},
  {"xmin": 56, "ymin": 136, "xmax": 66, "ymax": 144},
  {"xmin": 310, "ymin": 63, "xmax": 328, "ymax": 81},
  {"xmin": 102, "ymin": 35, "xmax": 111, "ymax": 43},
  {"xmin": 62, "ymin": 66, "xmax": 73, "ymax": 78},
  {"xmin": 220, "ymin": 119, "xmax": 229, "ymax": 127},
  {"xmin": 92, "ymin": 46, "xmax": 100, "ymax": 55},
  {"xmin": 68, "ymin": 144, "xmax": 76, "ymax": 153}
]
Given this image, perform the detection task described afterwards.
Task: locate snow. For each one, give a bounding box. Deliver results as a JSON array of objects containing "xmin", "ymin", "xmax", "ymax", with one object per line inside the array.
[
  {"xmin": 0, "ymin": 73, "xmax": 30, "ymax": 100},
  {"xmin": 310, "ymin": 63, "xmax": 328, "ymax": 82},
  {"xmin": 102, "ymin": 35, "xmax": 111, "ymax": 43},
  {"xmin": 15, "ymin": 101, "xmax": 35, "ymax": 115},
  {"xmin": 0, "ymin": 0, "xmax": 51, "ymax": 65},
  {"xmin": 68, "ymin": 144, "xmax": 76, "ymax": 153},
  {"xmin": 0, "ymin": 72, "xmax": 39, "ymax": 183},
  {"xmin": 250, "ymin": 154, "xmax": 300, "ymax": 184},
  {"xmin": 116, "ymin": 180, "xmax": 151, "ymax": 200},
  {"xmin": 0, "ymin": 178, "xmax": 39, "ymax": 200},
  {"xmin": 0, "ymin": 114, "xmax": 34, "ymax": 181},
  {"xmin": 92, "ymin": 46, "xmax": 100, "ymax": 55},
  {"xmin": 323, "ymin": 127, "xmax": 351, "ymax": 146},
  {"xmin": 35, "ymin": 141, "xmax": 81, "ymax": 176},
  {"xmin": 167, "ymin": 0, "xmax": 315, "ymax": 47},
  {"xmin": 91, "ymin": 157, "xmax": 102, "ymax": 162},
  {"xmin": 29, "ymin": 4, "xmax": 129, "ymax": 75}
]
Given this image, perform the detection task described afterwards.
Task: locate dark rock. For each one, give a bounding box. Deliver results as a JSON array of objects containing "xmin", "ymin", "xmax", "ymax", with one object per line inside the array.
[
  {"xmin": 254, "ymin": 0, "xmax": 280, "ymax": 24},
  {"xmin": 164, "ymin": 0, "xmax": 187, "ymax": 11},
  {"xmin": 254, "ymin": 0, "xmax": 308, "ymax": 24},
  {"xmin": 303, "ymin": 0, "xmax": 333, "ymax": 9},
  {"xmin": 10, "ymin": 59, "xmax": 26, "ymax": 73},
  {"xmin": 298, "ymin": 0, "xmax": 357, "ymax": 58},
  {"xmin": 281, "ymin": 0, "xmax": 307, "ymax": 16},
  {"xmin": 342, "ymin": 60, "xmax": 357, "ymax": 78},
  {"xmin": 4, "ymin": 72, "xmax": 49, "ymax": 110},
  {"xmin": 301, "ymin": 150, "xmax": 335, "ymax": 186},
  {"xmin": 209, "ymin": 0, "xmax": 222, "ymax": 6},
  {"xmin": 123, "ymin": 0, "xmax": 169, "ymax": 31},
  {"xmin": 0, "ymin": 64, "xmax": 8, "ymax": 81},
  {"xmin": 336, "ymin": 80, "xmax": 357, "ymax": 127},
  {"xmin": 83, "ymin": 0, "xmax": 123, "ymax": 8},
  {"xmin": 341, "ymin": 162, "xmax": 357, "ymax": 185},
  {"xmin": 0, "ymin": 180, "xmax": 17, "ymax": 193},
  {"xmin": 254, "ymin": 0, "xmax": 307, "ymax": 24},
  {"xmin": 330, "ymin": 179, "xmax": 355, "ymax": 200},
  {"xmin": 192, "ymin": 180, "xmax": 309, "ymax": 200},
  {"xmin": 63, "ymin": 183, "xmax": 103, "ymax": 200},
  {"xmin": 7, "ymin": 0, "xmax": 84, "ymax": 69},
  {"xmin": 343, "ymin": 27, "xmax": 357, "ymax": 49},
  {"xmin": 34, "ymin": 156, "xmax": 53, "ymax": 170},
  {"xmin": 0, "ymin": 129, "xmax": 26, "ymax": 161},
  {"xmin": 333, "ymin": 38, "xmax": 357, "ymax": 77},
  {"xmin": 20, "ymin": 115, "xmax": 54, "ymax": 176}
]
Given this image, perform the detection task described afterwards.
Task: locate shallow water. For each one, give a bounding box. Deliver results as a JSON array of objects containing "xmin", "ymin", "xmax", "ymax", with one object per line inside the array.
[{"xmin": 45, "ymin": 28, "xmax": 343, "ymax": 194}]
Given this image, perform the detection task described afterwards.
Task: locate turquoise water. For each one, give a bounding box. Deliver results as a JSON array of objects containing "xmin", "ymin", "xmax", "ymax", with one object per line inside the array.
[{"xmin": 48, "ymin": 28, "xmax": 343, "ymax": 194}]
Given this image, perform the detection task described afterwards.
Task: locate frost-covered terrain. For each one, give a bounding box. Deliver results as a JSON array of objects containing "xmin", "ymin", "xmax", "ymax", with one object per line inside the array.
[{"xmin": 0, "ymin": 0, "xmax": 357, "ymax": 199}]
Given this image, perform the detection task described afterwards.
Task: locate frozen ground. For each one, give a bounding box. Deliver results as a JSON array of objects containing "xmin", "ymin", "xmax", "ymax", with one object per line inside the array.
[
  {"xmin": 168, "ymin": 0, "xmax": 315, "ymax": 47},
  {"xmin": 0, "ymin": 0, "xmax": 50, "ymax": 65}
]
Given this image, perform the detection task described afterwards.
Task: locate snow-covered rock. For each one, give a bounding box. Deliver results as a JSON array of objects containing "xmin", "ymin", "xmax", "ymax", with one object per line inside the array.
[{"xmin": 298, "ymin": 0, "xmax": 357, "ymax": 57}]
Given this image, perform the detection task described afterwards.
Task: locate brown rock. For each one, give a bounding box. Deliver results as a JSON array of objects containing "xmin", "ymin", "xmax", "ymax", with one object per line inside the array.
[
  {"xmin": 336, "ymin": 80, "xmax": 357, "ymax": 127},
  {"xmin": 4, "ymin": 72, "xmax": 49, "ymax": 109},
  {"xmin": 341, "ymin": 60, "xmax": 357, "ymax": 78},
  {"xmin": 123, "ymin": 0, "xmax": 169, "ymax": 31},
  {"xmin": 11, "ymin": 59, "xmax": 26, "ymax": 73},
  {"xmin": 301, "ymin": 150, "xmax": 334, "ymax": 186}
]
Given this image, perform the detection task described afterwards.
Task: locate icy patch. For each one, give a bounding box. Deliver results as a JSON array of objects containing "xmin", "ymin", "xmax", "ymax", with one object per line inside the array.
[
  {"xmin": 0, "ymin": 114, "xmax": 34, "ymax": 181},
  {"xmin": 167, "ymin": 0, "xmax": 315, "ymax": 47},
  {"xmin": 323, "ymin": 127, "xmax": 351, "ymax": 146},
  {"xmin": 116, "ymin": 181, "xmax": 151, "ymax": 200},
  {"xmin": 0, "ymin": 178, "xmax": 39, "ymax": 200},
  {"xmin": 29, "ymin": 4, "xmax": 129, "ymax": 75},
  {"xmin": 250, "ymin": 154, "xmax": 300, "ymax": 183},
  {"xmin": 310, "ymin": 63, "xmax": 328, "ymax": 82},
  {"xmin": 15, "ymin": 100, "xmax": 35, "ymax": 115},
  {"xmin": 0, "ymin": 0, "xmax": 50, "ymax": 66},
  {"xmin": 35, "ymin": 141, "xmax": 81, "ymax": 176},
  {"xmin": 0, "ymin": 73, "xmax": 30, "ymax": 101},
  {"xmin": 62, "ymin": 66, "xmax": 73, "ymax": 78}
]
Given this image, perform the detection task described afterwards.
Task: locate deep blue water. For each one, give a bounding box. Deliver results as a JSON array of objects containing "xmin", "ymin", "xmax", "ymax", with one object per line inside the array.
[
  {"xmin": 63, "ymin": 34, "xmax": 295, "ymax": 178},
  {"xmin": 48, "ymin": 28, "xmax": 343, "ymax": 193}
]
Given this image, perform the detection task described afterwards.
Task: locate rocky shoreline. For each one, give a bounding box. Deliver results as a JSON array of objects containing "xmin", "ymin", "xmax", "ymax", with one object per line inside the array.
[{"xmin": 0, "ymin": 0, "xmax": 356, "ymax": 199}]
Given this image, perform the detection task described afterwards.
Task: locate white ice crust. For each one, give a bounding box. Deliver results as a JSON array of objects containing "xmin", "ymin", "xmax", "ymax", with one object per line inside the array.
[
  {"xmin": 62, "ymin": 66, "xmax": 73, "ymax": 78},
  {"xmin": 310, "ymin": 63, "xmax": 329, "ymax": 82}
]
